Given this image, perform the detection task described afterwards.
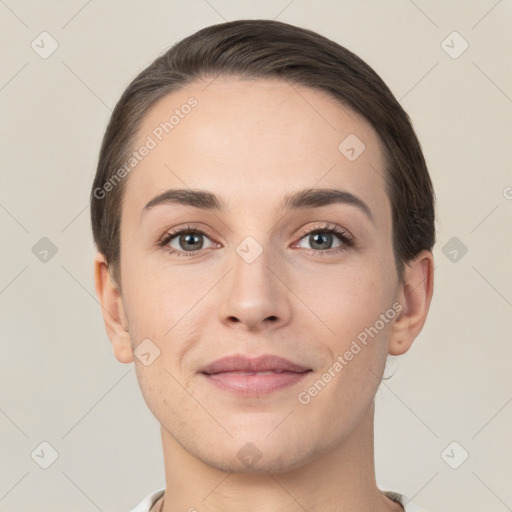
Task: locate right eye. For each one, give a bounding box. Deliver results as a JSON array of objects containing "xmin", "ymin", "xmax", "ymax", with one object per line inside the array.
[{"xmin": 158, "ymin": 226, "xmax": 218, "ymax": 257}]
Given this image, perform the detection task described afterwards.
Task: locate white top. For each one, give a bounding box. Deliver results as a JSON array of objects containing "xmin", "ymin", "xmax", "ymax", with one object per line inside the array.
[{"xmin": 129, "ymin": 487, "xmax": 428, "ymax": 511}]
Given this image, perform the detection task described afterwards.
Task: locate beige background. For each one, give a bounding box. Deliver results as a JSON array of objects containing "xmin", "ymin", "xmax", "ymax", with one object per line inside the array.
[{"xmin": 1, "ymin": 1, "xmax": 511, "ymax": 511}]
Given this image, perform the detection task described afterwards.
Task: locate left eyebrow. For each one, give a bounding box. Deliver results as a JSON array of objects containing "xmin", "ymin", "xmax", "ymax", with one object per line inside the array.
[
  {"xmin": 141, "ymin": 187, "xmax": 374, "ymax": 224},
  {"xmin": 281, "ymin": 188, "xmax": 374, "ymax": 224}
]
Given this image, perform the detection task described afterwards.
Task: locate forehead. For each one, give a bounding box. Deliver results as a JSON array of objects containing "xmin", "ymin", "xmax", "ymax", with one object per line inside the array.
[{"xmin": 124, "ymin": 77, "xmax": 389, "ymax": 222}]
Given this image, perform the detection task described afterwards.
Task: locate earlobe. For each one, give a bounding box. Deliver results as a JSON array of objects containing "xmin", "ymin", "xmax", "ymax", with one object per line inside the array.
[
  {"xmin": 93, "ymin": 252, "xmax": 134, "ymax": 364},
  {"xmin": 388, "ymin": 250, "xmax": 434, "ymax": 356}
]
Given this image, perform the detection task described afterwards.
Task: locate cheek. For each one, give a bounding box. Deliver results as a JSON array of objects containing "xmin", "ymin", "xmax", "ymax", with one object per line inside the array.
[
  {"xmin": 294, "ymin": 258, "xmax": 394, "ymax": 341},
  {"xmin": 122, "ymin": 251, "xmax": 181, "ymax": 319},
  {"xmin": 298, "ymin": 265, "xmax": 395, "ymax": 418},
  {"xmin": 121, "ymin": 258, "xmax": 210, "ymax": 363}
]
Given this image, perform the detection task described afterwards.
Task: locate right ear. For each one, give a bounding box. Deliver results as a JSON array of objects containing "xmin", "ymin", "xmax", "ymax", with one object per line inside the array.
[{"xmin": 93, "ymin": 252, "xmax": 134, "ymax": 364}]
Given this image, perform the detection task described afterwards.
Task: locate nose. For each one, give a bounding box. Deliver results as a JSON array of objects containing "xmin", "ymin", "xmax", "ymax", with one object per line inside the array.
[{"xmin": 217, "ymin": 239, "xmax": 292, "ymax": 332}]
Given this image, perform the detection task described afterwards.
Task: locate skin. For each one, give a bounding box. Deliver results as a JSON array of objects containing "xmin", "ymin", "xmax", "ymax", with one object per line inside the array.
[{"xmin": 94, "ymin": 77, "xmax": 434, "ymax": 512}]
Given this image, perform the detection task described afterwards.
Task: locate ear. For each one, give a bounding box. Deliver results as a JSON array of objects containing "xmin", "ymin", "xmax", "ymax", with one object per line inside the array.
[
  {"xmin": 388, "ymin": 250, "xmax": 434, "ymax": 356},
  {"xmin": 93, "ymin": 252, "xmax": 134, "ymax": 364}
]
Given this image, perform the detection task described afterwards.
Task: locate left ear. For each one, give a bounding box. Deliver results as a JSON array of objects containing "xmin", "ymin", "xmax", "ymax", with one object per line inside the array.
[{"xmin": 388, "ymin": 249, "xmax": 434, "ymax": 356}]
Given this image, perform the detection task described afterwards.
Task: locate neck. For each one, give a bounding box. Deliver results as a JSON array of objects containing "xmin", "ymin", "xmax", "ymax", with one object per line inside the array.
[{"xmin": 156, "ymin": 401, "xmax": 401, "ymax": 512}]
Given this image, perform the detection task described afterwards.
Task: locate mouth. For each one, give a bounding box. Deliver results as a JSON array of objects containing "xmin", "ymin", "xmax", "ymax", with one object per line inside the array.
[
  {"xmin": 199, "ymin": 354, "xmax": 312, "ymax": 396},
  {"xmin": 200, "ymin": 353, "xmax": 311, "ymax": 374},
  {"xmin": 201, "ymin": 370, "xmax": 311, "ymax": 396},
  {"xmin": 208, "ymin": 370, "xmax": 295, "ymax": 376}
]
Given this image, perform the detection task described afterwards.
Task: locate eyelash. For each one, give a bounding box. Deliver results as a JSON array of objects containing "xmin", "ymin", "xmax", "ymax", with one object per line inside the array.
[{"xmin": 157, "ymin": 222, "xmax": 355, "ymax": 258}]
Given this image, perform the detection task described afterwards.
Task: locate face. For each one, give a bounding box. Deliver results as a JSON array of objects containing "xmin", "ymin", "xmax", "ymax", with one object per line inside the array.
[{"xmin": 116, "ymin": 77, "xmax": 402, "ymax": 473}]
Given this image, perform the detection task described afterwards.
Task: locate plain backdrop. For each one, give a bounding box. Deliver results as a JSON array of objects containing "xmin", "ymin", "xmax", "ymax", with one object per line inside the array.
[{"xmin": 1, "ymin": 1, "xmax": 511, "ymax": 511}]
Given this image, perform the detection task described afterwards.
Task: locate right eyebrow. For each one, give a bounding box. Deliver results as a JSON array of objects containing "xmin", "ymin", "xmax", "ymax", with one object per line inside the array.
[{"xmin": 142, "ymin": 188, "xmax": 226, "ymax": 214}]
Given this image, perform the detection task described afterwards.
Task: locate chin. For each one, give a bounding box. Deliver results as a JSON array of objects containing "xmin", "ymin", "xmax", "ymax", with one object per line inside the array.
[
  {"xmin": 204, "ymin": 447, "xmax": 311, "ymax": 475},
  {"xmin": 196, "ymin": 432, "xmax": 315, "ymax": 475}
]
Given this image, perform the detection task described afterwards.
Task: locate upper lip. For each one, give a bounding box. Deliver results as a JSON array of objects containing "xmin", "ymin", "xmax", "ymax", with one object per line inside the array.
[{"xmin": 200, "ymin": 354, "xmax": 311, "ymax": 374}]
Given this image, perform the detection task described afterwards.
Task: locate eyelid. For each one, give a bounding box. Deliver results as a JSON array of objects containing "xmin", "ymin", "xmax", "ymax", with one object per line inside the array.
[
  {"xmin": 294, "ymin": 222, "xmax": 354, "ymax": 243},
  {"xmin": 156, "ymin": 223, "xmax": 214, "ymax": 246}
]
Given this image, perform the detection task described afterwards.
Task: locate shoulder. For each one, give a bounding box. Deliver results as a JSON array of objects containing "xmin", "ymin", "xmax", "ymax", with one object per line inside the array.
[
  {"xmin": 129, "ymin": 488, "xmax": 165, "ymax": 512},
  {"xmin": 382, "ymin": 490, "xmax": 429, "ymax": 512},
  {"xmin": 130, "ymin": 487, "xmax": 428, "ymax": 512}
]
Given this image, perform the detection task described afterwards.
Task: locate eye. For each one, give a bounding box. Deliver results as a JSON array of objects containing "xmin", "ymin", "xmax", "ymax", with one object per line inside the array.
[
  {"xmin": 157, "ymin": 222, "xmax": 355, "ymax": 258},
  {"xmin": 158, "ymin": 225, "xmax": 216, "ymax": 257},
  {"xmin": 293, "ymin": 223, "xmax": 355, "ymax": 254}
]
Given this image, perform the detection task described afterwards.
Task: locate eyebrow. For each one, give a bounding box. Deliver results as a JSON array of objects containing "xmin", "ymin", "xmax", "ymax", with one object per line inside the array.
[{"xmin": 141, "ymin": 187, "xmax": 374, "ymax": 223}]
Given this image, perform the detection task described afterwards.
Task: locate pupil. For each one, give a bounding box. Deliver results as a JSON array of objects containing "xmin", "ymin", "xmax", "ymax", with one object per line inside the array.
[
  {"xmin": 312, "ymin": 233, "xmax": 331, "ymax": 249},
  {"xmin": 182, "ymin": 233, "xmax": 202, "ymax": 250}
]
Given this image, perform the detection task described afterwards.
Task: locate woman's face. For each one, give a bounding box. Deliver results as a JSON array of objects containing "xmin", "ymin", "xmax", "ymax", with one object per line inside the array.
[{"xmin": 116, "ymin": 77, "xmax": 403, "ymax": 472}]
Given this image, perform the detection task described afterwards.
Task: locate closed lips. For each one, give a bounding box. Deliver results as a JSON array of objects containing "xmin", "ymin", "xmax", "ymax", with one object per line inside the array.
[
  {"xmin": 212, "ymin": 370, "xmax": 294, "ymax": 375},
  {"xmin": 200, "ymin": 354, "xmax": 311, "ymax": 375}
]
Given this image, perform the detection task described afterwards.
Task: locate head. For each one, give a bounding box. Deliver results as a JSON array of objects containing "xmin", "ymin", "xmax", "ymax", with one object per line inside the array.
[{"xmin": 92, "ymin": 20, "xmax": 435, "ymax": 473}]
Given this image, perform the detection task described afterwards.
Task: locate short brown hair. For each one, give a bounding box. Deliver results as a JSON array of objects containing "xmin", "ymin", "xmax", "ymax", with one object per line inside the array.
[{"xmin": 90, "ymin": 19, "xmax": 435, "ymax": 288}]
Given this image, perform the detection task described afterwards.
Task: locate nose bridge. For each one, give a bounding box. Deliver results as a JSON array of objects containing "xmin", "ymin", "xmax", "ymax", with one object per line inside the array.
[
  {"xmin": 231, "ymin": 232, "xmax": 277, "ymax": 302},
  {"xmin": 229, "ymin": 212, "xmax": 276, "ymax": 281},
  {"xmin": 217, "ymin": 231, "xmax": 291, "ymax": 329}
]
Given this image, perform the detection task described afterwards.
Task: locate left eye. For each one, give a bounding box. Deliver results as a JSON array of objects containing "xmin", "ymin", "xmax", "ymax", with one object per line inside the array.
[{"xmin": 296, "ymin": 230, "xmax": 346, "ymax": 251}]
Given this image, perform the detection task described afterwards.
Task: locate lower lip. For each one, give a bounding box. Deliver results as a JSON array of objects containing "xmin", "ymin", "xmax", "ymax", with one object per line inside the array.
[{"xmin": 201, "ymin": 371, "xmax": 311, "ymax": 396}]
